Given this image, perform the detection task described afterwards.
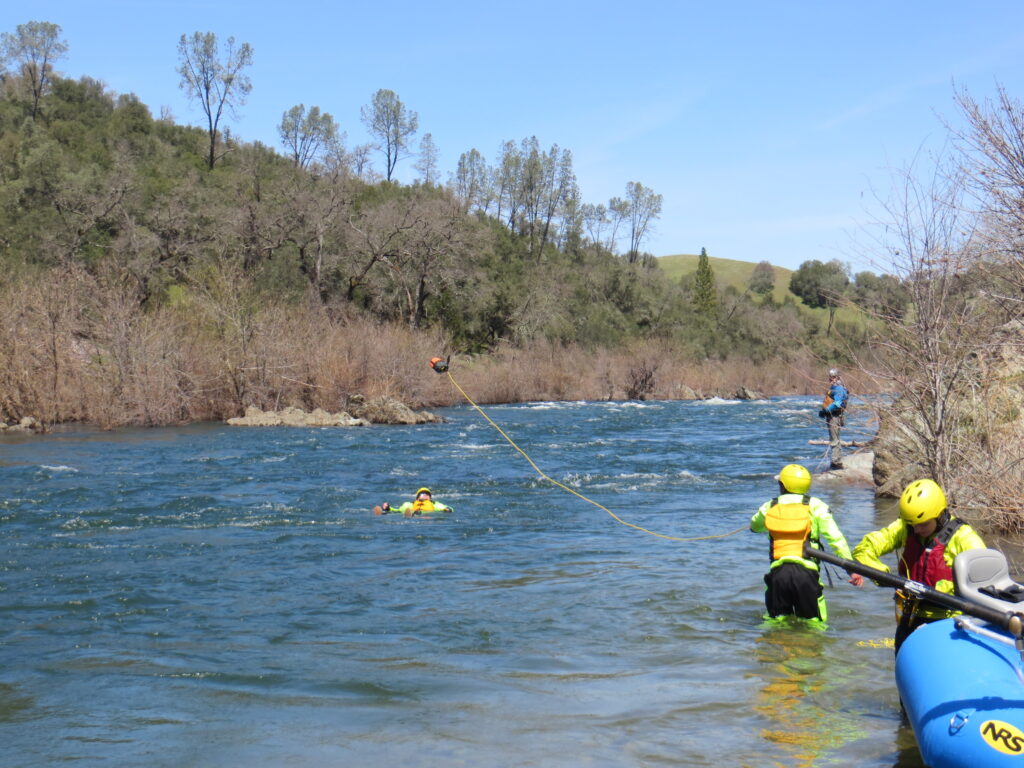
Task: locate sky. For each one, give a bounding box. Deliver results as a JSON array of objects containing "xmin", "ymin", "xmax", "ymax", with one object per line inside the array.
[{"xmin": 6, "ymin": 1, "xmax": 1024, "ymax": 273}]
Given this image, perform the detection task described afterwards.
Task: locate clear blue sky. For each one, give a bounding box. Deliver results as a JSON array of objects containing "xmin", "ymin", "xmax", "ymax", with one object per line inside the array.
[{"xmin": 6, "ymin": 1, "xmax": 1024, "ymax": 272}]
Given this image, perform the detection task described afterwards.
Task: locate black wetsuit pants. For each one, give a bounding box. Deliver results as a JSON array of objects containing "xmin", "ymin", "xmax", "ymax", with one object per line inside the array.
[{"xmin": 764, "ymin": 561, "xmax": 823, "ymax": 620}]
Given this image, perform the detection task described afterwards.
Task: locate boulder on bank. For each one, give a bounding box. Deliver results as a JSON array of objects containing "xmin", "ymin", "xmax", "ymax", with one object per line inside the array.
[
  {"xmin": 0, "ymin": 416, "xmax": 41, "ymax": 433},
  {"xmin": 673, "ymin": 384, "xmax": 701, "ymax": 400}
]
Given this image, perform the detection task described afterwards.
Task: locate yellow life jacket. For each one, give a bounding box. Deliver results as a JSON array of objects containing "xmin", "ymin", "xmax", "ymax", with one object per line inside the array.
[
  {"xmin": 765, "ymin": 495, "xmax": 812, "ymax": 560},
  {"xmin": 411, "ymin": 498, "xmax": 436, "ymax": 513}
]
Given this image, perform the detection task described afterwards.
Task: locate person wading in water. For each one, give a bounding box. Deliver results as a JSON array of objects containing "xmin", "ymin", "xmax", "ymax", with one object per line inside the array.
[{"xmin": 751, "ymin": 463, "xmax": 863, "ymax": 625}]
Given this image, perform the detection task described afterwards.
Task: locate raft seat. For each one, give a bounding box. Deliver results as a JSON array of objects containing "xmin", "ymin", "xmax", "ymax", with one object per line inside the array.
[{"xmin": 954, "ymin": 548, "xmax": 1024, "ymax": 614}]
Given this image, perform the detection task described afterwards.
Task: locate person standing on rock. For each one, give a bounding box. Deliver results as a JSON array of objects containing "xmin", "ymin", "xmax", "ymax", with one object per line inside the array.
[{"xmin": 818, "ymin": 368, "xmax": 849, "ymax": 470}]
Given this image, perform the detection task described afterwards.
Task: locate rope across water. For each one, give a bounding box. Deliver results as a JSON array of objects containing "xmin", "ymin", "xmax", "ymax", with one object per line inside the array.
[{"xmin": 439, "ymin": 363, "xmax": 746, "ymax": 543}]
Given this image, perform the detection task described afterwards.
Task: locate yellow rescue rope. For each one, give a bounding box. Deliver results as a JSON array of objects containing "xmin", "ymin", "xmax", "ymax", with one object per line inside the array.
[{"xmin": 435, "ymin": 359, "xmax": 745, "ymax": 543}]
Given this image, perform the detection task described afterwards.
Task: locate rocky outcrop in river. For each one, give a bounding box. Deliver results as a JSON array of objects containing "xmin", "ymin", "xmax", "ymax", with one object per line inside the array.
[{"xmin": 226, "ymin": 396, "xmax": 443, "ymax": 427}]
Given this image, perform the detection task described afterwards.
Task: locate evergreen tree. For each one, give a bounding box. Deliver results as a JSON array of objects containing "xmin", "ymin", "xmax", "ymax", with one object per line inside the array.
[{"xmin": 693, "ymin": 247, "xmax": 717, "ymax": 317}]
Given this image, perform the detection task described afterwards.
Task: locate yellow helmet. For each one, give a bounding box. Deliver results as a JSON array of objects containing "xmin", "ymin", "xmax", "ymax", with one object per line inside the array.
[
  {"xmin": 778, "ymin": 464, "xmax": 812, "ymax": 494},
  {"xmin": 899, "ymin": 479, "xmax": 947, "ymax": 525},
  {"xmin": 416, "ymin": 487, "xmax": 432, "ymax": 497}
]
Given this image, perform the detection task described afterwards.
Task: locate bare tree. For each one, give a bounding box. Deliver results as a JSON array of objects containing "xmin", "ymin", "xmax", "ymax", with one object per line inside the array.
[
  {"xmin": 1, "ymin": 20, "xmax": 68, "ymax": 119},
  {"xmin": 344, "ymin": 198, "xmax": 422, "ymax": 306},
  {"xmin": 860, "ymin": 156, "xmax": 1007, "ymax": 500},
  {"xmin": 347, "ymin": 143, "xmax": 375, "ymax": 180},
  {"xmin": 360, "ymin": 88, "xmax": 418, "ymax": 181},
  {"xmin": 953, "ymin": 85, "xmax": 1024, "ymax": 308},
  {"xmin": 176, "ymin": 31, "xmax": 254, "ymax": 170},
  {"xmin": 345, "ymin": 193, "xmax": 471, "ymax": 328}
]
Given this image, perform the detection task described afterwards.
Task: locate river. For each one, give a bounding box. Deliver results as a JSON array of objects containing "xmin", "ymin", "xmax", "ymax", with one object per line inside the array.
[{"xmin": 0, "ymin": 397, "xmax": 930, "ymax": 766}]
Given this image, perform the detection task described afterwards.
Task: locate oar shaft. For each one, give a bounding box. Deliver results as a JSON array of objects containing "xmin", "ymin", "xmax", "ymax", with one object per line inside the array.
[{"xmin": 804, "ymin": 544, "xmax": 1023, "ymax": 632}]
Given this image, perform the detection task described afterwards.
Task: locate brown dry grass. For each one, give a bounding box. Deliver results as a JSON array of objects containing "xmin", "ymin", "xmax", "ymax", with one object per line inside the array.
[{"xmin": 0, "ymin": 267, "xmax": 877, "ymax": 428}]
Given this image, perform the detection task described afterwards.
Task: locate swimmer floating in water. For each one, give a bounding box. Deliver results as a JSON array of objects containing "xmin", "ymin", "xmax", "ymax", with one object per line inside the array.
[{"xmin": 374, "ymin": 487, "xmax": 454, "ymax": 517}]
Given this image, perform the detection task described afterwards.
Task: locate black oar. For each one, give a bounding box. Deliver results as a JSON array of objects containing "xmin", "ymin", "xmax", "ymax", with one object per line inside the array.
[{"xmin": 803, "ymin": 543, "xmax": 1024, "ymax": 636}]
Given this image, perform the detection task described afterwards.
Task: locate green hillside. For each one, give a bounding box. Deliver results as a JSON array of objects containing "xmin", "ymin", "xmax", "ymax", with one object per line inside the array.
[
  {"xmin": 657, "ymin": 253, "xmax": 796, "ymax": 304},
  {"xmin": 658, "ymin": 252, "xmax": 870, "ymax": 330}
]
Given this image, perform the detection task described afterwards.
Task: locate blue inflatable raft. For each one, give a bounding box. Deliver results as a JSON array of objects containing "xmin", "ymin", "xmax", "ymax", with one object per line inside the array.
[
  {"xmin": 896, "ymin": 549, "xmax": 1024, "ymax": 768},
  {"xmin": 807, "ymin": 546, "xmax": 1024, "ymax": 768}
]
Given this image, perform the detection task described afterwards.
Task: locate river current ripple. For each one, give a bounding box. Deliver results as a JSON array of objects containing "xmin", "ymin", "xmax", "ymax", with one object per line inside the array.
[{"xmin": 0, "ymin": 397, "xmax": 925, "ymax": 766}]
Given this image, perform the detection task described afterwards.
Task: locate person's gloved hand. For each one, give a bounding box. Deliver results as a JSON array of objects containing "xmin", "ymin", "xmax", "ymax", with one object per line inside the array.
[{"xmin": 818, "ymin": 409, "xmax": 827, "ymax": 418}]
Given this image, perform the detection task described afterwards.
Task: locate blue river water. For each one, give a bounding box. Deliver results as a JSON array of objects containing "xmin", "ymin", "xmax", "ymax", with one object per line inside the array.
[{"xmin": 0, "ymin": 397, "xmax": 927, "ymax": 767}]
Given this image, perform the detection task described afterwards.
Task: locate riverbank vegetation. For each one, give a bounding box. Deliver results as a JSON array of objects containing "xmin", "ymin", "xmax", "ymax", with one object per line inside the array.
[{"xmin": 0, "ymin": 22, "xmax": 894, "ymax": 430}]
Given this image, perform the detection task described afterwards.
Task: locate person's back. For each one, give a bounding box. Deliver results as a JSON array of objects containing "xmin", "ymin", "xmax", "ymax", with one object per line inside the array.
[{"xmin": 751, "ymin": 464, "xmax": 862, "ymax": 623}]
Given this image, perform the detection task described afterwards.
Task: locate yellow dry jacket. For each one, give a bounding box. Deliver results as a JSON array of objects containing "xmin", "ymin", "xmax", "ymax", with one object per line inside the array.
[
  {"xmin": 751, "ymin": 493, "xmax": 853, "ymax": 572},
  {"xmin": 852, "ymin": 517, "xmax": 986, "ymax": 619},
  {"xmin": 396, "ymin": 499, "xmax": 453, "ymax": 516}
]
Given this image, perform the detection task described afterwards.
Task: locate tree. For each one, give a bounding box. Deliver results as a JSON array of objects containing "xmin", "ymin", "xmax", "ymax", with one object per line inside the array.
[
  {"xmin": 789, "ymin": 258, "xmax": 849, "ymax": 334},
  {"xmin": 860, "ymin": 156, "xmax": 1003, "ymax": 496},
  {"xmin": 494, "ymin": 139, "xmax": 523, "ymax": 230},
  {"xmin": 278, "ymin": 104, "xmax": 339, "ymax": 169},
  {"xmin": 519, "ymin": 138, "xmax": 575, "ymax": 259},
  {"xmin": 606, "ymin": 195, "xmax": 630, "ymax": 254},
  {"xmin": 176, "ymin": 31, "xmax": 254, "ymax": 170},
  {"xmin": 624, "ymin": 181, "xmax": 662, "ymax": 264},
  {"xmin": 344, "ymin": 192, "xmax": 471, "ymax": 328},
  {"xmin": 360, "ymin": 88, "xmax": 418, "ymax": 181},
  {"xmin": 850, "ymin": 270, "xmax": 909, "ymax": 319},
  {"xmin": 1, "ymin": 21, "xmax": 68, "ymax": 119},
  {"xmin": 748, "ymin": 260, "xmax": 775, "ymax": 296},
  {"xmin": 954, "ymin": 85, "xmax": 1024, "ymax": 315},
  {"xmin": 581, "ymin": 202, "xmax": 610, "ymax": 251},
  {"xmin": 349, "ymin": 143, "xmax": 374, "ymax": 179},
  {"xmin": 451, "ymin": 148, "xmax": 490, "ymax": 214},
  {"xmin": 414, "ymin": 132, "xmax": 439, "ymax": 185},
  {"xmin": 693, "ymin": 247, "xmax": 717, "ymax": 317}
]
